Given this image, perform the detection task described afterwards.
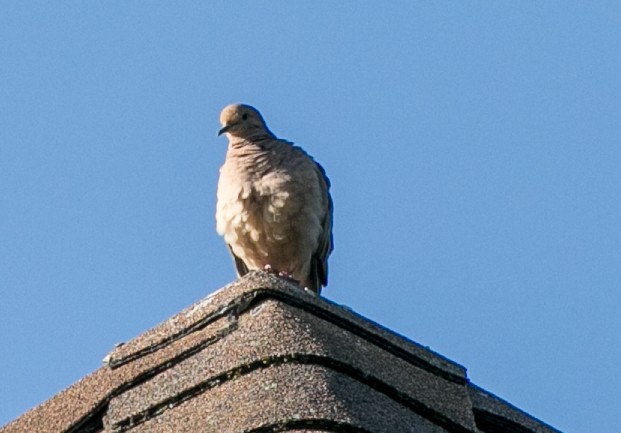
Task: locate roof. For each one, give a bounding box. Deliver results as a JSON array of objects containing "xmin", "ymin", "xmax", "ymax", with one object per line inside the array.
[{"xmin": 1, "ymin": 271, "xmax": 562, "ymax": 433}]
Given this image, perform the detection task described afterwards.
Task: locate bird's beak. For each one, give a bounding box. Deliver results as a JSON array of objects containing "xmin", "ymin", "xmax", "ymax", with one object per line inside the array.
[{"xmin": 218, "ymin": 124, "xmax": 233, "ymax": 136}]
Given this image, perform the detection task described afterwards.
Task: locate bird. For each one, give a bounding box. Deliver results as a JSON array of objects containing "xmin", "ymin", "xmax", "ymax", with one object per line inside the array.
[{"xmin": 215, "ymin": 103, "xmax": 333, "ymax": 294}]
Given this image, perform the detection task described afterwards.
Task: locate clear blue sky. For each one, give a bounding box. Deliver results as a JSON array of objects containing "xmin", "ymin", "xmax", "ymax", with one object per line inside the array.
[{"xmin": 1, "ymin": 3, "xmax": 619, "ymax": 432}]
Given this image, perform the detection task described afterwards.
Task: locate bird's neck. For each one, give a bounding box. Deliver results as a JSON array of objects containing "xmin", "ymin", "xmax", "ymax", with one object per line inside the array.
[
  {"xmin": 227, "ymin": 137, "xmax": 288, "ymax": 175},
  {"xmin": 229, "ymin": 130, "xmax": 275, "ymax": 145},
  {"xmin": 228, "ymin": 133, "xmax": 282, "ymax": 152}
]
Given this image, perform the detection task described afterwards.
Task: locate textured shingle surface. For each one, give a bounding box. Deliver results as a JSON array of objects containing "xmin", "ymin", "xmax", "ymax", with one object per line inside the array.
[{"xmin": 1, "ymin": 271, "xmax": 562, "ymax": 433}]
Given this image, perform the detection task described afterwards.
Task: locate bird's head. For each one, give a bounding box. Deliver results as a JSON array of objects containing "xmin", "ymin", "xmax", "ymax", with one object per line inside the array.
[{"xmin": 218, "ymin": 104, "xmax": 272, "ymax": 139}]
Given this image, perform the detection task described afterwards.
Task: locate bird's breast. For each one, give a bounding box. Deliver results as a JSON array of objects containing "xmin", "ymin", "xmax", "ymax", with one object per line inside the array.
[{"xmin": 217, "ymin": 162, "xmax": 321, "ymax": 250}]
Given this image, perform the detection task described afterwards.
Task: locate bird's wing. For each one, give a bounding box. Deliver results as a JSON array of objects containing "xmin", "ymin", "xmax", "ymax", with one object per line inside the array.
[
  {"xmin": 310, "ymin": 161, "xmax": 334, "ymax": 294},
  {"xmin": 228, "ymin": 243, "xmax": 249, "ymax": 277}
]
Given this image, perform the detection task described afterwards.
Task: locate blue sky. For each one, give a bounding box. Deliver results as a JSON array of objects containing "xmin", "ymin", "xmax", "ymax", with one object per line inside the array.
[{"xmin": 1, "ymin": 2, "xmax": 619, "ymax": 432}]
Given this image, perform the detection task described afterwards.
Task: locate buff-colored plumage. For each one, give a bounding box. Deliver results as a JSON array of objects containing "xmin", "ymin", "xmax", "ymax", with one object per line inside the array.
[{"xmin": 215, "ymin": 103, "xmax": 333, "ymax": 294}]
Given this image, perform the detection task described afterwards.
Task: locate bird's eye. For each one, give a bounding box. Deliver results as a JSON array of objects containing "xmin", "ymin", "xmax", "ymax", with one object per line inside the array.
[{"xmin": 242, "ymin": 113, "xmax": 249, "ymax": 120}]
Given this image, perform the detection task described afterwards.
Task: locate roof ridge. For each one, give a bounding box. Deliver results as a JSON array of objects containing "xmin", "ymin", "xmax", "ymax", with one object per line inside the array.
[
  {"xmin": 1, "ymin": 272, "xmax": 561, "ymax": 433},
  {"xmin": 104, "ymin": 272, "xmax": 465, "ymax": 383}
]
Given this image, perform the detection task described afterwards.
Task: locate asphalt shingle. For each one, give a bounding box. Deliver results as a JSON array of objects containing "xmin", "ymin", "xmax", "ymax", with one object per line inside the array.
[{"xmin": 1, "ymin": 271, "xmax": 562, "ymax": 433}]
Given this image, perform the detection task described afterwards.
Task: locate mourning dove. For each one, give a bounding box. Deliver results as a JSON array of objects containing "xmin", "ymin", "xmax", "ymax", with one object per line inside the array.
[{"xmin": 215, "ymin": 103, "xmax": 333, "ymax": 294}]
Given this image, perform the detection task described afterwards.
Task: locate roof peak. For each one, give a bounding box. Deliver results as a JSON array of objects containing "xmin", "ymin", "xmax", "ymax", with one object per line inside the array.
[{"xmin": 1, "ymin": 272, "xmax": 561, "ymax": 433}]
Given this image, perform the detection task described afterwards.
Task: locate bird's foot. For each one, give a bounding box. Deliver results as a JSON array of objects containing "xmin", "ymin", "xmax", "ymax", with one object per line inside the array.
[
  {"xmin": 263, "ymin": 265, "xmax": 300, "ymax": 285},
  {"xmin": 277, "ymin": 270, "xmax": 300, "ymax": 285}
]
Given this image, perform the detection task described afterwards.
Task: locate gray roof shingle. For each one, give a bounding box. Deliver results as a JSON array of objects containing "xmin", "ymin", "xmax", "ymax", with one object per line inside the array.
[{"xmin": 1, "ymin": 271, "xmax": 562, "ymax": 433}]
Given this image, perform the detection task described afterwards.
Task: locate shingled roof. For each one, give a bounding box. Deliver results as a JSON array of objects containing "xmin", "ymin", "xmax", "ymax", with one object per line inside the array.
[{"xmin": 1, "ymin": 272, "xmax": 561, "ymax": 433}]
